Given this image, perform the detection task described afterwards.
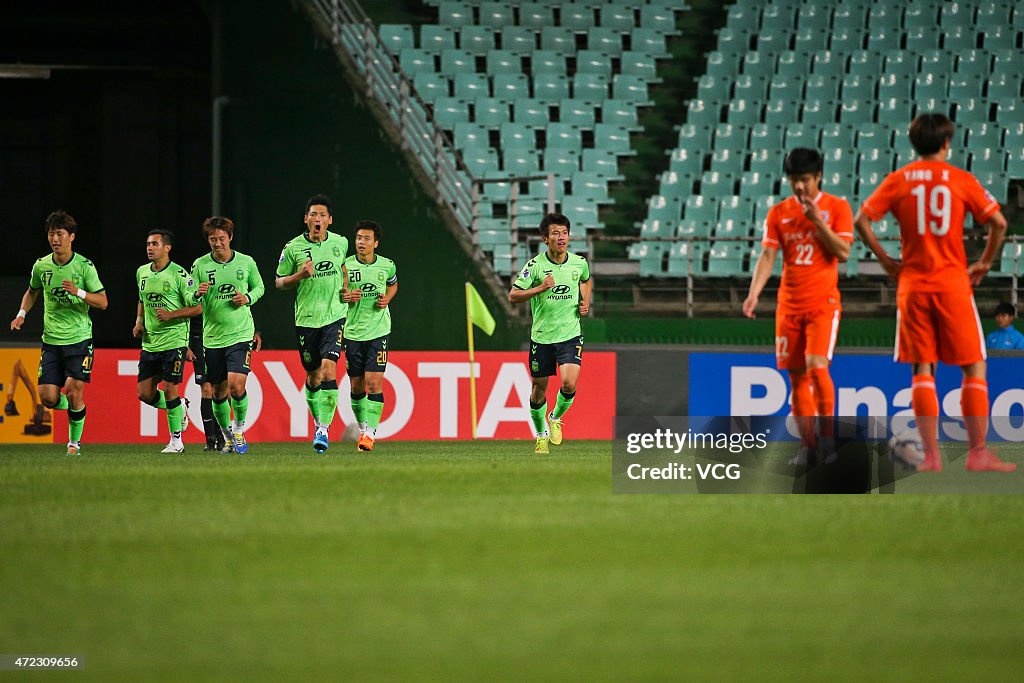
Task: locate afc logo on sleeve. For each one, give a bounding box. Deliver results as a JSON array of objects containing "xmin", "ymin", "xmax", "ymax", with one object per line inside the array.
[{"xmin": 520, "ymin": 267, "xmax": 530, "ymax": 280}]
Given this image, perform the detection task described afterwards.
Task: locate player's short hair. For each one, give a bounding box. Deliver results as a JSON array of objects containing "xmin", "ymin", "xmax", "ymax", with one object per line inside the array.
[
  {"xmin": 783, "ymin": 148, "xmax": 823, "ymax": 176},
  {"xmin": 996, "ymin": 302, "xmax": 1017, "ymax": 317},
  {"xmin": 305, "ymin": 194, "xmax": 333, "ymax": 215},
  {"xmin": 44, "ymin": 210, "xmax": 77, "ymax": 235},
  {"xmin": 203, "ymin": 216, "xmax": 235, "ymax": 238},
  {"xmin": 539, "ymin": 212, "xmax": 571, "ymax": 238},
  {"xmin": 909, "ymin": 113, "xmax": 955, "ymax": 156},
  {"xmin": 354, "ymin": 220, "xmax": 381, "ymax": 240},
  {"xmin": 147, "ymin": 228, "xmax": 175, "ymax": 247}
]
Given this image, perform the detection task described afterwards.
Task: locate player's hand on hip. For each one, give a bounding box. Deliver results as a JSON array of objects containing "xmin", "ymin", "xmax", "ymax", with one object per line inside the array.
[
  {"xmin": 186, "ymin": 347, "xmax": 196, "ymax": 362},
  {"xmin": 968, "ymin": 260, "xmax": 991, "ymax": 286},
  {"xmin": 197, "ymin": 281, "xmax": 211, "ymax": 296},
  {"xmin": 880, "ymin": 256, "xmax": 902, "ymax": 281},
  {"xmin": 742, "ymin": 295, "xmax": 758, "ymax": 319},
  {"xmin": 299, "ymin": 260, "xmax": 315, "ymax": 279},
  {"xmin": 539, "ymin": 274, "xmax": 555, "ymax": 291}
]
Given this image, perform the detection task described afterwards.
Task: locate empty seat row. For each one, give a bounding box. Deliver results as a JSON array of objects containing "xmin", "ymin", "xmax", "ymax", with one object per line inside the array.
[
  {"xmin": 399, "ymin": 47, "xmax": 660, "ymax": 79},
  {"xmin": 413, "ymin": 71, "xmax": 651, "ymax": 104},
  {"xmin": 382, "ymin": 24, "xmax": 671, "ymax": 56},
  {"xmin": 439, "ymin": 1, "xmax": 680, "ymax": 33},
  {"xmin": 461, "ymin": 147, "xmax": 624, "ymax": 179},
  {"xmin": 434, "ymin": 96, "xmax": 640, "ymax": 129},
  {"xmin": 715, "ymin": 24, "xmax": 1022, "ymax": 53},
  {"xmin": 727, "ymin": 1, "xmax": 1024, "ymax": 33}
]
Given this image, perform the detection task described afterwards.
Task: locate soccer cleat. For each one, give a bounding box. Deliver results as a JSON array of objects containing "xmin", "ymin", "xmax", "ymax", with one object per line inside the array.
[
  {"xmin": 203, "ymin": 441, "xmax": 218, "ymax": 452},
  {"xmin": 161, "ymin": 440, "xmax": 184, "ymax": 454},
  {"xmin": 965, "ymin": 447, "xmax": 1017, "ymax": 472},
  {"xmin": 357, "ymin": 433, "xmax": 374, "ymax": 452},
  {"xmin": 534, "ymin": 436, "xmax": 549, "ymax": 455},
  {"xmin": 788, "ymin": 446, "xmax": 810, "ymax": 466},
  {"xmin": 219, "ymin": 436, "xmax": 234, "ymax": 454},
  {"xmin": 548, "ymin": 414, "xmax": 564, "ymax": 446},
  {"xmin": 313, "ymin": 428, "xmax": 329, "ymax": 454},
  {"xmin": 916, "ymin": 451, "xmax": 943, "ymax": 472},
  {"xmin": 4, "ymin": 399, "xmax": 18, "ymax": 416},
  {"xmin": 232, "ymin": 431, "xmax": 248, "ymax": 455},
  {"xmin": 181, "ymin": 397, "xmax": 190, "ymax": 432},
  {"xmin": 66, "ymin": 442, "xmax": 80, "ymax": 456}
]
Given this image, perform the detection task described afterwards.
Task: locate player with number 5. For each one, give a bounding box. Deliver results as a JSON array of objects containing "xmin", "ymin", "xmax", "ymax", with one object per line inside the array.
[
  {"xmin": 744, "ymin": 148, "xmax": 854, "ymax": 465},
  {"xmin": 855, "ymin": 113, "xmax": 1014, "ymax": 473}
]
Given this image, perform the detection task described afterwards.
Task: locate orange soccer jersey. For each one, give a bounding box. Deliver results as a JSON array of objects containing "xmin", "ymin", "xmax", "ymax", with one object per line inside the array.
[
  {"xmin": 762, "ymin": 192, "xmax": 855, "ymax": 316},
  {"xmin": 861, "ymin": 160, "xmax": 1000, "ymax": 294}
]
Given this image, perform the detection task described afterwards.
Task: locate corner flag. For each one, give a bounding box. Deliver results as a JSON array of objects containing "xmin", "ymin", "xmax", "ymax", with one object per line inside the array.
[{"xmin": 465, "ymin": 282, "xmax": 495, "ymax": 336}]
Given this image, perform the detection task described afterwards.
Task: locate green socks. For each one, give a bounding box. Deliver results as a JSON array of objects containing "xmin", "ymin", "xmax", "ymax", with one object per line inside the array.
[
  {"xmin": 529, "ymin": 400, "xmax": 548, "ymax": 436},
  {"xmin": 55, "ymin": 393, "xmax": 69, "ymax": 411},
  {"xmin": 68, "ymin": 405, "xmax": 86, "ymax": 443},
  {"xmin": 212, "ymin": 396, "xmax": 231, "ymax": 433},
  {"xmin": 231, "ymin": 392, "xmax": 249, "ymax": 431},
  {"xmin": 366, "ymin": 393, "xmax": 384, "ymax": 431},
  {"xmin": 319, "ymin": 380, "xmax": 339, "ymax": 428},
  {"xmin": 304, "ymin": 382, "xmax": 321, "ymax": 427},
  {"xmin": 351, "ymin": 392, "xmax": 368, "ymax": 426},
  {"xmin": 166, "ymin": 397, "xmax": 184, "ymax": 435},
  {"xmin": 551, "ymin": 389, "xmax": 576, "ymax": 420}
]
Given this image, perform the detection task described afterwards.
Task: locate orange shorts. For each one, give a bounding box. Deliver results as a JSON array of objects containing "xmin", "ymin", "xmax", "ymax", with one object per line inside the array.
[
  {"xmin": 774, "ymin": 308, "xmax": 840, "ymax": 370},
  {"xmin": 895, "ymin": 290, "xmax": 986, "ymax": 365}
]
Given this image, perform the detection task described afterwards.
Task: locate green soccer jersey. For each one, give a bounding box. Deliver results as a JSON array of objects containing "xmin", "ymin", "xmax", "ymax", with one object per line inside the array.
[
  {"xmin": 28, "ymin": 253, "xmax": 105, "ymax": 346},
  {"xmin": 513, "ymin": 250, "xmax": 590, "ymax": 344},
  {"xmin": 191, "ymin": 250, "xmax": 265, "ymax": 349},
  {"xmin": 136, "ymin": 261, "xmax": 199, "ymax": 352},
  {"xmin": 344, "ymin": 254, "xmax": 397, "ymax": 342},
  {"xmin": 276, "ymin": 231, "xmax": 349, "ymax": 328}
]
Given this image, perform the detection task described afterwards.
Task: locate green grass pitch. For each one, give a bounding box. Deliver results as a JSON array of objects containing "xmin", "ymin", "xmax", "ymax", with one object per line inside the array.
[{"xmin": 2, "ymin": 441, "xmax": 1023, "ymax": 681}]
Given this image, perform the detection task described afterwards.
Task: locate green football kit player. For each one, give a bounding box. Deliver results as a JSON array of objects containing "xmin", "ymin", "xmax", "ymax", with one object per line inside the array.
[
  {"xmin": 9, "ymin": 210, "xmax": 108, "ymax": 456},
  {"xmin": 509, "ymin": 213, "xmax": 592, "ymax": 455},
  {"xmin": 132, "ymin": 229, "xmax": 201, "ymax": 454},
  {"xmin": 342, "ymin": 220, "xmax": 397, "ymax": 453},
  {"xmin": 192, "ymin": 216, "xmax": 265, "ymax": 454},
  {"xmin": 275, "ymin": 194, "xmax": 349, "ymax": 453}
]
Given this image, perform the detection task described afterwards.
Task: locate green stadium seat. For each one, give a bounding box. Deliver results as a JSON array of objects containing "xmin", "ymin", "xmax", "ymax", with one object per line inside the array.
[
  {"xmin": 454, "ymin": 122, "xmax": 489, "ymax": 150},
  {"xmin": 873, "ymin": 217, "xmax": 898, "ymax": 239},
  {"xmin": 440, "ymin": 48, "xmax": 474, "ymax": 75},
  {"xmin": 547, "ymin": 122, "xmax": 582, "ymax": 150},
  {"xmin": 700, "ymin": 171, "xmax": 735, "ymax": 198},
  {"xmin": 876, "ymin": 98, "xmax": 913, "ymax": 126},
  {"xmin": 462, "ymin": 148, "xmax": 499, "ymax": 175},
  {"xmin": 514, "ymin": 99, "xmax": 549, "ymax": 127},
  {"xmin": 970, "ymin": 149, "xmax": 1005, "ymax": 175},
  {"xmin": 500, "ymin": 122, "xmax": 534, "ymax": 150},
  {"xmin": 828, "ymin": 28, "xmax": 862, "ymax": 53},
  {"xmin": 494, "ymin": 74, "xmax": 530, "ymax": 100},
  {"xmin": 919, "ymin": 50, "xmax": 954, "ymax": 75},
  {"xmin": 982, "ymin": 25, "xmax": 1017, "ymax": 50},
  {"xmin": 741, "ymin": 51, "xmax": 774, "ymax": 79},
  {"xmin": 640, "ymin": 5, "xmax": 679, "ymax": 34},
  {"xmin": 953, "ymin": 99, "xmax": 988, "ymax": 124},
  {"xmin": 1013, "ymin": 4, "xmax": 1024, "ymax": 27},
  {"xmin": 561, "ymin": 5, "xmax": 596, "ymax": 30},
  {"xmin": 839, "ymin": 73, "xmax": 872, "ymax": 102},
  {"xmin": 595, "ymin": 124, "xmax": 633, "ymax": 156},
  {"xmin": 541, "ymin": 27, "xmax": 575, "ymax": 54},
  {"xmin": 487, "ymin": 50, "xmax": 522, "ymax": 75},
  {"xmin": 543, "ymin": 148, "xmax": 580, "ymax": 175},
  {"xmin": 866, "ymin": 27, "xmax": 901, "ymax": 52},
  {"xmin": 588, "ymin": 27, "xmax": 623, "ymax": 55},
  {"xmin": 577, "ymin": 50, "xmax": 612, "ymax": 78},
  {"xmin": 739, "ymin": 171, "xmax": 774, "ymax": 197},
  {"xmin": 948, "ymin": 75, "xmax": 982, "ymax": 101},
  {"xmin": 761, "ymin": 5, "xmax": 796, "ymax": 33},
  {"xmin": 572, "ymin": 172, "xmax": 611, "ymax": 203},
  {"xmin": 995, "ymin": 243, "xmax": 1024, "ymax": 278},
  {"xmin": 812, "ymin": 51, "xmax": 845, "ymax": 77},
  {"xmin": 991, "ymin": 49, "xmax": 1021, "ymax": 76},
  {"xmin": 639, "ymin": 217, "xmax": 671, "ymax": 238},
  {"xmin": 503, "ymin": 149, "xmax": 540, "ymax": 175},
  {"xmin": 454, "ymin": 73, "xmax": 489, "ymax": 99},
  {"xmin": 677, "ymin": 122, "xmax": 712, "ymax": 150},
  {"xmin": 795, "ymin": 27, "xmax": 829, "ymax": 52},
  {"xmin": 856, "ymin": 124, "xmax": 891, "ymax": 148},
  {"xmin": 530, "ymin": 50, "xmax": 565, "ymax": 75},
  {"xmin": 847, "ymin": 50, "xmax": 881, "ymax": 77},
  {"xmin": 995, "ymin": 98, "xmax": 1020, "ymax": 124},
  {"xmin": 868, "ymin": 4, "xmax": 902, "ymax": 30},
  {"xmin": 582, "ymin": 149, "xmax": 621, "ymax": 179},
  {"xmin": 474, "ymin": 97, "xmax": 510, "ymax": 126},
  {"xmin": 755, "ymin": 30, "xmax": 793, "ymax": 52},
  {"xmin": 559, "ymin": 99, "xmax": 595, "ymax": 128},
  {"xmin": 710, "ymin": 147, "xmax": 745, "ymax": 175},
  {"xmin": 480, "ymin": 2, "xmax": 513, "ymax": 28},
  {"xmin": 526, "ymin": 176, "xmax": 561, "ymax": 201},
  {"xmin": 630, "ymin": 242, "xmax": 665, "ymax": 278},
  {"xmin": 819, "ymin": 123, "xmax": 855, "ymax": 149},
  {"xmin": 632, "ymin": 28, "xmax": 669, "ymax": 58},
  {"xmin": 823, "ymin": 147, "xmax": 857, "ymax": 176},
  {"xmin": 520, "ymin": 2, "xmax": 553, "ymax": 29},
  {"xmin": 613, "ymin": 75, "xmax": 652, "ymax": 105},
  {"xmin": 943, "ymin": 26, "xmax": 977, "ymax": 51},
  {"xmin": 775, "ymin": 51, "xmax": 809, "ymax": 79},
  {"xmin": 802, "ymin": 100, "xmax": 834, "ymax": 125},
  {"xmin": 1007, "ymin": 147, "xmax": 1024, "ymax": 178},
  {"xmin": 718, "ymin": 195, "xmax": 753, "ymax": 225},
  {"xmin": 413, "ymin": 73, "xmax": 449, "ymax": 102},
  {"xmin": 602, "ymin": 99, "xmax": 640, "ymax": 130},
  {"xmin": 502, "ymin": 27, "xmax": 537, "ymax": 55},
  {"xmin": 939, "ymin": 2, "xmax": 971, "ymax": 28},
  {"xmin": 706, "ymin": 51, "xmax": 740, "ymax": 79},
  {"xmin": 683, "ymin": 194, "xmax": 716, "ymax": 224},
  {"xmin": 877, "ymin": 73, "xmax": 910, "ymax": 100},
  {"xmin": 733, "ymin": 74, "xmax": 768, "ymax": 101},
  {"xmin": 563, "ymin": 196, "xmax": 603, "ymax": 229},
  {"xmin": 966, "ymin": 123, "xmax": 1004, "ymax": 150},
  {"xmin": 726, "ymin": 5, "xmax": 758, "ymax": 33},
  {"xmin": 622, "ymin": 52, "xmax": 659, "ymax": 81},
  {"xmin": 796, "ymin": 4, "xmax": 830, "ymax": 30},
  {"xmin": 461, "ymin": 26, "xmax": 495, "ymax": 54},
  {"xmin": 988, "ymin": 73, "xmax": 1021, "ymax": 99},
  {"xmin": 716, "ymin": 27, "xmax": 752, "ymax": 54},
  {"xmin": 859, "ymin": 149, "xmax": 893, "ymax": 176},
  {"xmin": 769, "ymin": 74, "xmax": 802, "ymax": 101},
  {"xmin": 913, "ymin": 98, "xmax": 951, "ymax": 119},
  {"xmin": 714, "ymin": 217, "xmax": 747, "ymax": 238},
  {"xmin": 400, "ymin": 48, "xmax": 436, "ymax": 75},
  {"xmin": 705, "ymin": 242, "xmax": 746, "ymax": 277},
  {"xmin": 676, "ymin": 219, "xmax": 713, "ymax": 239},
  {"xmin": 764, "ymin": 99, "xmax": 799, "ymax": 126},
  {"xmin": 955, "ymin": 50, "xmax": 992, "ymax": 79},
  {"xmin": 421, "ymin": 25, "xmax": 456, "ymax": 52},
  {"xmin": 726, "ymin": 99, "xmax": 760, "ymax": 126},
  {"xmin": 439, "ymin": 1, "xmax": 472, "ymax": 27},
  {"xmin": 806, "ymin": 74, "xmax": 839, "ymax": 102},
  {"xmin": 534, "ymin": 73, "xmax": 569, "ymax": 101},
  {"xmin": 713, "ymin": 123, "xmax": 747, "ymax": 149},
  {"xmin": 784, "ymin": 122, "xmax": 814, "ymax": 148},
  {"xmin": 894, "ymin": 150, "xmax": 916, "ymax": 168},
  {"xmin": 434, "ymin": 97, "xmax": 469, "ymax": 129},
  {"xmin": 902, "ymin": 6, "xmax": 936, "ymax": 31},
  {"xmin": 660, "ymin": 170, "xmax": 694, "ymax": 202},
  {"xmin": 668, "ymin": 148, "xmax": 703, "ymax": 180},
  {"xmin": 832, "ymin": 4, "xmax": 867, "ymax": 29},
  {"xmin": 883, "ymin": 50, "xmax": 917, "ymax": 78},
  {"xmin": 838, "ymin": 100, "xmax": 871, "ymax": 125},
  {"xmin": 750, "ymin": 123, "xmax": 784, "ymax": 150},
  {"xmin": 666, "ymin": 242, "xmax": 705, "ymax": 277},
  {"xmin": 696, "ymin": 74, "xmax": 724, "ymax": 101},
  {"xmin": 380, "ymin": 24, "xmax": 414, "ymax": 54},
  {"xmin": 600, "ymin": 4, "xmax": 635, "ymax": 31},
  {"xmin": 571, "ymin": 73, "xmax": 607, "ymax": 100}
]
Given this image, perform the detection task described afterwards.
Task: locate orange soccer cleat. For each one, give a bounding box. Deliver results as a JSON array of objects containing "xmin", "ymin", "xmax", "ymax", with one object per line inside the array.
[
  {"xmin": 357, "ymin": 433, "xmax": 374, "ymax": 452},
  {"xmin": 965, "ymin": 447, "xmax": 1017, "ymax": 472},
  {"xmin": 916, "ymin": 451, "xmax": 943, "ymax": 472}
]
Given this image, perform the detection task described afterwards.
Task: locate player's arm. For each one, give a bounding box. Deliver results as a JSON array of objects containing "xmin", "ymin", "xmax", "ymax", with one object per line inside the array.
[
  {"xmin": 854, "ymin": 210, "xmax": 901, "ymax": 280},
  {"xmin": 10, "ymin": 288, "xmax": 40, "ymax": 331},
  {"xmin": 967, "ymin": 210, "xmax": 1008, "ymax": 286},
  {"xmin": 59, "ymin": 280, "xmax": 107, "ymax": 310},
  {"xmin": 802, "ymin": 197, "xmax": 851, "ymax": 261},
  {"xmin": 742, "ymin": 246, "xmax": 777, "ymax": 319},
  {"xmin": 509, "ymin": 274, "xmax": 555, "ymax": 303},
  {"xmin": 243, "ymin": 260, "xmax": 266, "ymax": 306},
  {"xmin": 578, "ymin": 276, "xmax": 593, "ymax": 316},
  {"xmin": 132, "ymin": 301, "xmax": 145, "ymax": 338},
  {"xmin": 275, "ymin": 255, "xmax": 313, "ymax": 290},
  {"xmin": 377, "ymin": 280, "xmax": 398, "ymax": 309},
  {"xmin": 156, "ymin": 304, "xmax": 203, "ymax": 322}
]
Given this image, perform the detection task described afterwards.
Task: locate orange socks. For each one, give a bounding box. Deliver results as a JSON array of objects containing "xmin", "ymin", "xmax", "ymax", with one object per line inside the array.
[
  {"xmin": 960, "ymin": 377, "xmax": 989, "ymax": 451},
  {"xmin": 790, "ymin": 371, "xmax": 816, "ymax": 446},
  {"xmin": 911, "ymin": 374, "xmax": 940, "ymax": 459},
  {"xmin": 808, "ymin": 367, "xmax": 835, "ymax": 437}
]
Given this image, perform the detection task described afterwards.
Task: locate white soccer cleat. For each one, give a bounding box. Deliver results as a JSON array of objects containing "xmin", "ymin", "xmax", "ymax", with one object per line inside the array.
[
  {"xmin": 181, "ymin": 397, "xmax": 190, "ymax": 431},
  {"xmin": 161, "ymin": 440, "xmax": 185, "ymax": 454}
]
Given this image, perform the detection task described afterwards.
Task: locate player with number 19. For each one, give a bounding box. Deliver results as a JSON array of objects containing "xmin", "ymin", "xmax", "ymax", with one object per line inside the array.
[
  {"xmin": 855, "ymin": 113, "xmax": 1014, "ymax": 473},
  {"xmin": 342, "ymin": 220, "xmax": 397, "ymax": 453}
]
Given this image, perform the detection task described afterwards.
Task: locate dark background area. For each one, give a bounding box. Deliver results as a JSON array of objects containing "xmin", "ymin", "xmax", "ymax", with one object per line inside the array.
[{"xmin": 1, "ymin": 0, "xmax": 514, "ymax": 351}]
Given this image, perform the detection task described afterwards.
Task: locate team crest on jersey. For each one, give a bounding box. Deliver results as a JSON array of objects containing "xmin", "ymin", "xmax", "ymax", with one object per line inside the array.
[
  {"xmin": 571, "ymin": 270, "xmax": 580, "ymax": 281},
  {"xmin": 332, "ymin": 246, "xmax": 341, "ymax": 257},
  {"xmin": 820, "ymin": 211, "xmax": 830, "ymax": 223},
  {"xmin": 531, "ymin": 359, "xmax": 539, "ymax": 372},
  {"xmin": 163, "ymin": 281, "xmax": 172, "ymax": 293},
  {"xmin": 377, "ymin": 271, "xmax": 386, "ymax": 282},
  {"xmin": 236, "ymin": 269, "xmax": 245, "ymax": 281}
]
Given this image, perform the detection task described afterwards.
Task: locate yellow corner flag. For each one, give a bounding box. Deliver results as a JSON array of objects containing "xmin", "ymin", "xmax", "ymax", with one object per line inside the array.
[{"xmin": 465, "ymin": 282, "xmax": 495, "ymax": 336}]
